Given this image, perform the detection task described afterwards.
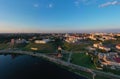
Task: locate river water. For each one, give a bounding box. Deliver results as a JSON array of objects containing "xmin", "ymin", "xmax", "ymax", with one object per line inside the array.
[{"xmin": 0, "ymin": 54, "xmax": 87, "ymax": 79}]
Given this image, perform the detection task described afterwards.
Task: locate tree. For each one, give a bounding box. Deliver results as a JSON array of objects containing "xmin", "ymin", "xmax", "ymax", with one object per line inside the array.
[{"xmin": 52, "ymin": 37, "xmax": 63, "ymax": 48}]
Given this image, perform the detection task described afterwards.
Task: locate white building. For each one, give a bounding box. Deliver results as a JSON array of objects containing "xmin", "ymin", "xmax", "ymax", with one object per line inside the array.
[{"xmin": 35, "ymin": 39, "xmax": 50, "ymax": 44}]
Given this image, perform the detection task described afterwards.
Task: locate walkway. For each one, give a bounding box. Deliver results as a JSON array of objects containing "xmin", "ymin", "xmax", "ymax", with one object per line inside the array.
[{"xmin": 0, "ymin": 49, "xmax": 120, "ymax": 79}]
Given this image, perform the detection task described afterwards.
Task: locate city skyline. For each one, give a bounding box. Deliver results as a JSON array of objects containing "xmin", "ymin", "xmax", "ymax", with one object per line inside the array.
[{"xmin": 0, "ymin": 0, "xmax": 120, "ymax": 33}]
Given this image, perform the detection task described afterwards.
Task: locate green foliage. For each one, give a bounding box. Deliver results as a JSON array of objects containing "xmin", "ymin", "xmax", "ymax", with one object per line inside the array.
[{"xmin": 52, "ymin": 37, "xmax": 63, "ymax": 48}]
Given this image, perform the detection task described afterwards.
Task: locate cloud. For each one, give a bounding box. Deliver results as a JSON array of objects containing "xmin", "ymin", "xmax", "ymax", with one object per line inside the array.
[
  {"xmin": 99, "ymin": 1, "xmax": 119, "ymax": 8},
  {"xmin": 74, "ymin": 0, "xmax": 87, "ymax": 6},
  {"xmin": 33, "ymin": 4, "xmax": 39, "ymax": 8},
  {"xmin": 48, "ymin": 3, "xmax": 53, "ymax": 8},
  {"xmin": 74, "ymin": 0, "xmax": 80, "ymax": 6},
  {"xmin": 74, "ymin": 0, "xmax": 97, "ymax": 6}
]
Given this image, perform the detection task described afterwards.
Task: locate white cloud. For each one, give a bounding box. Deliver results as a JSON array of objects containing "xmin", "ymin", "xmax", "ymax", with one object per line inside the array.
[
  {"xmin": 33, "ymin": 4, "xmax": 39, "ymax": 8},
  {"xmin": 74, "ymin": 0, "xmax": 80, "ymax": 6},
  {"xmin": 48, "ymin": 3, "xmax": 53, "ymax": 8},
  {"xmin": 75, "ymin": 0, "xmax": 86, "ymax": 6},
  {"xmin": 99, "ymin": 1, "xmax": 119, "ymax": 8},
  {"xmin": 74, "ymin": 0, "xmax": 97, "ymax": 6}
]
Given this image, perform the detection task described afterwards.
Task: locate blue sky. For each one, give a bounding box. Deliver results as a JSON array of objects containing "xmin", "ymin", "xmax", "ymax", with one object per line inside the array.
[{"xmin": 0, "ymin": 0, "xmax": 120, "ymax": 33}]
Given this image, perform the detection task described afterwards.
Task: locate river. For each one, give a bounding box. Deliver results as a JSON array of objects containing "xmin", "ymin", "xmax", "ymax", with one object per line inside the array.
[{"xmin": 0, "ymin": 53, "xmax": 87, "ymax": 79}]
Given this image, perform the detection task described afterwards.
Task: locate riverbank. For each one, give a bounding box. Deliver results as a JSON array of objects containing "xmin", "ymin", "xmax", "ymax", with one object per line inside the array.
[{"xmin": 0, "ymin": 49, "xmax": 120, "ymax": 79}]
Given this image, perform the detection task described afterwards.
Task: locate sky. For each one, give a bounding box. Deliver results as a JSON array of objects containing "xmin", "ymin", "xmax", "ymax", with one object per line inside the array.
[{"xmin": 0, "ymin": 0, "xmax": 120, "ymax": 33}]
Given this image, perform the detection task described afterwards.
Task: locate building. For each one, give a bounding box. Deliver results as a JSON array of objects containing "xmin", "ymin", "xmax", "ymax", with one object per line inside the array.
[
  {"xmin": 93, "ymin": 44, "xmax": 99, "ymax": 48},
  {"xmin": 11, "ymin": 39, "xmax": 15, "ymax": 46},
  {"xmin": 99, "ymin": 46, "xmax": 111, "ymax": 51},
  {"xmin": 65, "ymin": 35, "xmax": 80, "ymax": 43},
  {"xmin": 35, "ymin": 39, "xmax": 50, "ymax": 44},
  {"xmin": 116, "ymin": 33, "xmax": 120, "ymax": 36},
  {"xmin": 93, "ymin": 42, "xmax": 102, "ymax": 48},
  {"xmin": 31, "ymin": 47, "xmax": 38, "ymax": 50},
  {"xmin": 93, "ymin": 42, "xmax": 110, "ymax": 51},
  {"xmin": 87, "ymin": 47, "xmax": 96, "ymax": 51},
  {"xmin": 15, "ymin": 38, "xmax": 27, "ymax": 44},
  {"xmin": 10, "ymin": 39, "xmax": 15, "ymax": 48},
  {"xmin": 102, "ymin": 36, "xmax": 116, "ymax": 41},
  {"xmin": 114, "ymin": 57, "xmax": 120, "ymax": 63},
  {"xmin": 98, "ymin": 53, "xmax": 120, "ymax": 68},
  {"xmin": 89, "ymin": 34, "xmax": 96, "ymax": 40},
  {"xmin": 116, "ymin": 44, "xmax": 120, "ymax": 50}
]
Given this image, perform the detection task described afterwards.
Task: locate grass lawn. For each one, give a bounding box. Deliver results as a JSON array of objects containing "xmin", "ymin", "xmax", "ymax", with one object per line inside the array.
[
  {"xmin": 24, "ymin": 43, "xmax": 56, "ymax": 53},
  {"xmin": 102, "ymin": 67, "xmax": 120, "ymax": 75},
  {"xmin": 0, "ymin": 43, "xmax": 9, "ymax": 49},
  {"xmin": 63, "ymin": 42, "xmax": 90, "ymax": 51},
  {"xmin": 70, "ymin": 53, "xmax": 113, "ymax": 79},
  {"xmin": 71, "ymin": 53, "xmax": 95, "ymax": 69}
]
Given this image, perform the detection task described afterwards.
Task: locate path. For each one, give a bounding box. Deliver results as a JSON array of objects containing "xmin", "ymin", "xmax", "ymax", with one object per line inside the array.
[{"xmin": 0, "ymin": 49, "xmax": 120, "ymax": 79}]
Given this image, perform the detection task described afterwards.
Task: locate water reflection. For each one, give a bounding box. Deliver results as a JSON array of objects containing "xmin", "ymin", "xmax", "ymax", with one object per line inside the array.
[{"xmin": 0, "ymin": 54, "xmax": 87, "ymax": 79}]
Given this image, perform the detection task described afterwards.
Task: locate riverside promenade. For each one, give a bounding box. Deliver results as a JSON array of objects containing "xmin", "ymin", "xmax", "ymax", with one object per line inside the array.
[{"xmin": 0, "ymin": 49, "xmax": 120, "ymax": 79}]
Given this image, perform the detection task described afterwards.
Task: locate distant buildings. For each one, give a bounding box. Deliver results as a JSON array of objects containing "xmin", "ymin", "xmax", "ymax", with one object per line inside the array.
[
  {"xmin": 64, "ymin": 34, "xmax": 82, "ymax": 43},
  {"xmin": 31, "ymin": 47, "xmax": 38, "ymax": 50},
  {"xmin": 15, "ymin": 38, "xmax": 28, "ymax": 44},
  {"xmin": 11, "ymin": 39, "xmax": 15, "ymax": 46},
  {"xmin": 93, "ymin": 43, "xmax": 101, "ymax": 48},
  {"xmin": 98, "ymin": 53, "xmax": 120, "ymax": 69},
  {"xmin": 93, "ymin": 42, "xmax": 111, "ymax": 51},
  {"xmin": 116, "ymin": 44, "xmax": 120, "ymax": 50},
  {"xmin": 99, "ymin": 46, "xmax": 111, "ymax": 52},
  {"xmin": 87, "ymin": 46, "xmax": 96, "ymax": 51},
  {"xmin": 11, "ymin": 38, "xmax": 28, "ymax": 44},
  {"xmin": 89, "ymin": 34, "xmax": 96, "ymax": 40},
  {"xmin": 93, "ymin": 42, "xmax": 103, "ymax": 48},
  {"xmin": 116, "ymin": 33, "xmax": 120, "ymax": 36},
  {"xmin": 89, "ymin": 33, "xmax": 117, "ymax": 41},
  {"xmin": 101, "ymin": 36, "xmax": 116, "ymax": 41},
  {"xmin": 65, "ymin": 36, "xmax": 78, "ymax": 43},
  {"xmin": 35, "ymin": 39, "xmax": 50, "ymax": 44}
]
